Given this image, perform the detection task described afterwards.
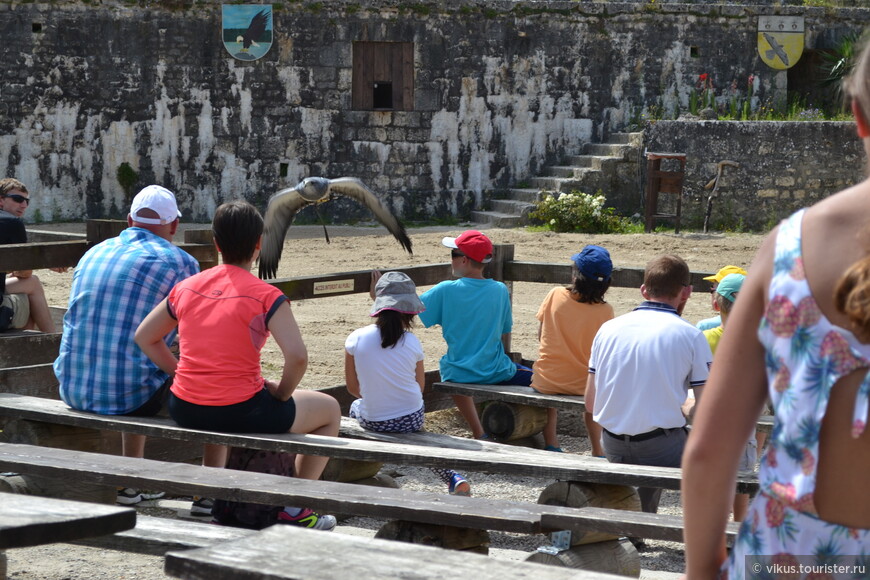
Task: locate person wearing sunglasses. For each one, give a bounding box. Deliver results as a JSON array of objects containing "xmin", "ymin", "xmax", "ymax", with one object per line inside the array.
[
  {"xmin": 417, "ymin": 230, "xmax": 532, "ymax": 440},
  {"xmin": 0, "ymin": 178, "xmax": 56, "ymax": 333}
]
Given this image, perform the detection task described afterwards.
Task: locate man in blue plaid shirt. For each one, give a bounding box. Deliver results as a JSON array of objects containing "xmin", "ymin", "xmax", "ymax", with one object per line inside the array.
[{"xmin": 55, "ymin": 185, "xmax": 225, "ymax": 508}]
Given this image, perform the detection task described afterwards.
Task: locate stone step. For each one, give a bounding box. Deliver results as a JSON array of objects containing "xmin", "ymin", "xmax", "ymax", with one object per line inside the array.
[
  {"xmin": 504, "ymin": 188, "xmax": 544, "ymax": 203},
  {"xmin": 562, "ymin": 155, "xmax": 618, "ymax": 171},
  {"xmin": 471, "ymin": 210, "xmax": 526, "ymax": 228},
  {"xmin": 606, "ymin": 132, "xmax": 644, "ymax": 145},
  {"xmin": 583, "ymin": 143, "xmax": 632, "ymax": 158},
  {"xmin": 491, "ymin": 198, "xmax": 536, "ymax": 216},
  {"xmin": 528, "ymin": 176, "xmax": 569, "ymax": 190},
  {"xmin": 540, "ymin": 166, "xmax": 576, "ymax": 178}
]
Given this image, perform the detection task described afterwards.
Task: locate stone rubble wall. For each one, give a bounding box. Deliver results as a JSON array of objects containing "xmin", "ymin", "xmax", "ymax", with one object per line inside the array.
[
  {"xmin": 0, "ymin": 1, "xmax": 867, "ymax": 223},
  {"xmin": 643, "ymin": 120, "xmax": 865, "ymax": 230}
]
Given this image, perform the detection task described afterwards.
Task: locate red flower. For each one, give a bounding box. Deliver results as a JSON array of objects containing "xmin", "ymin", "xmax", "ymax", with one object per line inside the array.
[{"xmin": 699, "ymin": 73, "xmax": 708, "ymax": 81}]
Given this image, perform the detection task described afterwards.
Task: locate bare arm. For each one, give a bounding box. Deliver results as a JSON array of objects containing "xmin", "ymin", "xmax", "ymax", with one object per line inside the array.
[
  {"xmin": 415, "ymin": 360, "xmax": 425, "ymax": 393},
  {"xmin": 267, "ymin": 301, "xmax": 308, "ymax": 402},
  {"xmin": 682, "ymin": 235, "xmax": 773, "ymax": 579},
  {"xmin": 134, "ymin": 298, "xmax": 180, "ymax": 377},
  {"xmin": 585, "ymin": 373, "xmax": 596, "ymax": 411},
  {"xmin": 345, "ymin": 350, "xmax": 360, "ymax": 398}
]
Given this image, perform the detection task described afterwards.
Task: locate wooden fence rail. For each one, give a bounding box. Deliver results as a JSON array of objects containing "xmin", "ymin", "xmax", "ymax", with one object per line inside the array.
[{"xmin": 1, "ymin": 221, "xmax": 716, "ymax": 296}]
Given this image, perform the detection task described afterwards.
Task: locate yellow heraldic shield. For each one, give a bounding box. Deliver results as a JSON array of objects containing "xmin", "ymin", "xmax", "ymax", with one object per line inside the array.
[{"xmin": 758, "ymin": 16, "xmax": 804, "ymax": 70}]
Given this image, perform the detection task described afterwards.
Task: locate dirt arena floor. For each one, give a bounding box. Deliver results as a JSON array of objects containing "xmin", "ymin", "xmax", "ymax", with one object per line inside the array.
[{"xmin": 8, "ymin": 223, "xmax": 766, "ymax": 579}]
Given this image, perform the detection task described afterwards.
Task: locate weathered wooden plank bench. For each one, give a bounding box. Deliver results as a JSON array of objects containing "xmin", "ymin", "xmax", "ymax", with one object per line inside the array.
[
  {"xmin": 163, "ymin": 523, "xmax": 625, "ymax": 580},
  {"xmin": 0, "ymin": 441, "xmax": 734, "ymax": 546},
  {"xmin": 0, "ymin": 493, "xmax": 136, "ymax": 580},
  {"xmin": 75, "ymin": 515, "xmax": 256, "ymax": 555},
  {"xmin": 0, "ymin": 393, "xmax": 759, "ymax": 494},
  {"xmin": 433, "ymin": 382, "xmax": 775, "ymax": 434}
]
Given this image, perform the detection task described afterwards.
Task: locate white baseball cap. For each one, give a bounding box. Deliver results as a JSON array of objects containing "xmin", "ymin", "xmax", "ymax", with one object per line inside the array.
[{"xmin": 130, "ymin": 185, "xmax": 182, "ymax": 225}]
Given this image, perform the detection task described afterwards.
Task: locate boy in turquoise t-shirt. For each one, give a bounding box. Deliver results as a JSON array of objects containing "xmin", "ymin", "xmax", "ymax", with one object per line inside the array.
[{"xmin": 419, "ymin": 230, "xmax": 531, "ymax": 439}]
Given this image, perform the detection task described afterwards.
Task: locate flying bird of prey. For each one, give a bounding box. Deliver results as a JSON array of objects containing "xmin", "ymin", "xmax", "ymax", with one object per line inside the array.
[
  {"xmin": 258, "ymin": 177, "xmax": 413, "ymax": 279},
  {"xmin": 236, "ymin": 9, "xmax": 270, "ymax": 53}
]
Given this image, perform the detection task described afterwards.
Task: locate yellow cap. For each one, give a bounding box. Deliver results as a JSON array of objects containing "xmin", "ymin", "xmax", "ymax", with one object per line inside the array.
[{"xmin": 702, "ymin": 265, "xmax": 748, "ymax": 283}]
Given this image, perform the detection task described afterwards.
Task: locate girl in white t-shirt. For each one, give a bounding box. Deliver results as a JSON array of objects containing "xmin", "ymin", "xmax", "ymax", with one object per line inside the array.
[{"xmin": 345, "ymin": 271, "xmax": 470, "ymax": 496}]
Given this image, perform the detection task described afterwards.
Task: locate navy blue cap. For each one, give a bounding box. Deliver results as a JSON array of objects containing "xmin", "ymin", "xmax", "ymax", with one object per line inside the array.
[{"xmin": 571, "ymin": 245, "xmax": 613, "ymax": 282}]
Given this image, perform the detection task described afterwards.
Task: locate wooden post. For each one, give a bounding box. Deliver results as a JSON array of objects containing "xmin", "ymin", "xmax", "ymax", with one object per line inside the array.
[
  {"xmin": 480, "ymin": 402, "xmax": 547, "ymax": 441},
  {"xmin": 487, "ymin": 244, "xmax": 514, "ymax": 355},
  {"xmin": 86, "ymin": 219, "xmax": 127, "ymax": 245},
  {"xmin": 183, "ymin": 229, "xmax": 219, "ymax": 270}
]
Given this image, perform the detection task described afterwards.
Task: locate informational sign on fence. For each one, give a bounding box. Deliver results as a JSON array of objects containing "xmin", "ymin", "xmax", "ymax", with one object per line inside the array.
[{"xmin": 312, "ymin": 279, "xmax": 355, "ymax": 296}]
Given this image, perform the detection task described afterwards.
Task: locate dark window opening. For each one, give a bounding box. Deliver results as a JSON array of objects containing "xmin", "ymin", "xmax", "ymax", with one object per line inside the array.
[
  {"xmin": 352, "ymin": 42, "xmax": 414, "ymax": 111},
  {"xmin": 32, "ymin": 22, "xmax": 42, "ymax": 33},
  {"xmin": 279, "ymin": 162, "xmax": 289, "ymax": 178},
  {"xmin": 373, "ymin": 82, "xmax": 393, "ymax": 110},
  {"xmin": 690, "ymin": 46, "xmax": 699, "ymax": 58}
]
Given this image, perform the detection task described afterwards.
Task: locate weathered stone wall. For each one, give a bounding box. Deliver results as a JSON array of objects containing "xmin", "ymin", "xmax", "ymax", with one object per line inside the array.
[
  {"xmin": 644, "ymin": 120, "xmax": 865, "ymax": 230},
  {"xmin": 1, "ymin": 1, "xmax": 868, "ymax": 223}
]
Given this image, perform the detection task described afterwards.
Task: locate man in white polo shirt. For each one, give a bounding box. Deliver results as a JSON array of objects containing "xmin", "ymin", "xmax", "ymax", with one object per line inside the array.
[{"xmin": 586, "ymin": 254, "xmax": 712, "ymax": 518}]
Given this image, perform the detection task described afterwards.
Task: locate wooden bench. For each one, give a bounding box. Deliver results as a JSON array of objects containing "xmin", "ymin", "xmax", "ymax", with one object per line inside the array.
[
  {"xmin": 0, "ymin": 442, "xmax": 738, "ymax": 576},
  {"xmin": 0, "ymin": 493, "xmax": 135, "ymax": 580},
  {"xmin": 434, "ymin": 382, "xmax": 775, "ymax": 437},
  {"xmin": 163, "ymin": 523, "xmax": 624, "ymax": 580},
  {"xmin": 0, "ymin": 393, "xmax": 759, "ymax": 495}
]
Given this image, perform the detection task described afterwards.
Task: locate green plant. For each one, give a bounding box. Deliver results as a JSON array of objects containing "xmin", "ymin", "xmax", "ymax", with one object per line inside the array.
[
  {"xmin": 689, "ymin": 89, "xmax": 699, "ymax": 116},
  {"xmin": 819, "ymin": 31, "xmax": 862, "ymax": 103},
  {"xmin": 529, "ymin": 191, "xmax": 632, "ymax": 234},
  {"xmin": 116, "ymin": 162, "xmax": 139, "ymax": 200}
]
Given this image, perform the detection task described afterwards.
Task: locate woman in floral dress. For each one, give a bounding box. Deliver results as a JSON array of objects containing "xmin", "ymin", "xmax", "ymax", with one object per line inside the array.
[{"xmin": 681, "ymin": 40, "xmax": 870, "ymax": 579}]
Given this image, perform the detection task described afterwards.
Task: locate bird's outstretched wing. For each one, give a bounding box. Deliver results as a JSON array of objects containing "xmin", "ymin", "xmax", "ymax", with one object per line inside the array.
[
  {"xmin": 328, "ymin": 177, "xmax": 413, "ymax": 255},
  {"xmin": 259, "ymin": 186, "xmax": 309, "ymax": 279},
  {"xmin": 243, "ymin": 9, "xmax": 269, "ymax": 49}
]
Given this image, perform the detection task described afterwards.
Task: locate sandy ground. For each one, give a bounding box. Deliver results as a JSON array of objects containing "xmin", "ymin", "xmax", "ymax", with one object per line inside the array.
[{"xmin": 7, "ymin": 222, "xmax": 766, "ymax": 579}]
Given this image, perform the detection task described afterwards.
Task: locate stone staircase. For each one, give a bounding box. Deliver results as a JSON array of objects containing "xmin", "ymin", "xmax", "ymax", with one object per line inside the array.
[{"xmin": 473, "ymin": 132, "xmax": 644, "ymax": 227}]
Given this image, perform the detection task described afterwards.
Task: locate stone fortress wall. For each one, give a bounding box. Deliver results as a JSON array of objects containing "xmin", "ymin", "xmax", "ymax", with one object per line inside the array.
[{"xmin": 0, "ymin": 0, "xmax": 867, "ymax": 225}]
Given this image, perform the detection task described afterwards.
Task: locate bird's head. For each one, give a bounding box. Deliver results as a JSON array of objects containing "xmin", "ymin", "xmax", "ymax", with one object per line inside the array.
[
  {"xmin": 236, "ymin": 35, "xmax": 244, "ymax": 43},
  {"xmin": 297, "ymin": 177, "xmax": 330, "ymax": 202}
]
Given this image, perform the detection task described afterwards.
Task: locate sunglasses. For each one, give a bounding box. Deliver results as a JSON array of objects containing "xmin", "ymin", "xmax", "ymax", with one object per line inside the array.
[
  {"xmin": 3, "ymin": 194, "xmax": 29, "ymax": 204},
  {"xmin": 451, "ymin": 250, "xmax": 465, "ymax": 259}
]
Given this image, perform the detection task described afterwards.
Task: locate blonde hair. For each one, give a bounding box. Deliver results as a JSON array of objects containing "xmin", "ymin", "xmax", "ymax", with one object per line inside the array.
[
  {"xmin": 837, "ymin": 34, "xmax": 870, "ymax": 341},
  {"xmin": 0, "ymin": 178, "xmax": 27, "ymax": 197}
]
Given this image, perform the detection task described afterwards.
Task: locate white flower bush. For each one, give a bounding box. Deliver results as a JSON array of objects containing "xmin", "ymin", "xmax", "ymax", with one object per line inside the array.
[{"xmin": 530, "ymin": 190, "xmax": 630, "ymax": 233}]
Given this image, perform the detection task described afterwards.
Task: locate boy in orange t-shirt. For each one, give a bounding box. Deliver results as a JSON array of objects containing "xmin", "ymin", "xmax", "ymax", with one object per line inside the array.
[{"xmin": 531, "ymin": 246, "xmax": 614, "ymax": 454}]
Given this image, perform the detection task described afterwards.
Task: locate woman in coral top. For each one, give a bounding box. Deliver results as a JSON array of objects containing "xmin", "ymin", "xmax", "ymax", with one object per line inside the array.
[
  {"xmin": 531, "ymin": 245, "xmax": 614, "ymax": 454},
  {"xmin": 136, "ymin": 200, "xmax": 341, "ymax": 530}
]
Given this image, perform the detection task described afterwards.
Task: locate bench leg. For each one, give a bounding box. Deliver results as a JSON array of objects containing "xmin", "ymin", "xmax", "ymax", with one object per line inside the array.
[
  {"xmin": 480, "ymin": 402, "xmax": 547, "ymax": 442},
  {"xmin": 538, "ymin": 481, "xmax": 641, "ymax": 545},
  {"xmin": 0, "ymin": 549, "xmax": 6, "ymax": 580},
  {"xmin": 526, "ymin": 538, "xmax": 640, "ymax": 576},
  {"xmin": 375, "ymin": 521, "xmax": 490, "ymax": 555}
]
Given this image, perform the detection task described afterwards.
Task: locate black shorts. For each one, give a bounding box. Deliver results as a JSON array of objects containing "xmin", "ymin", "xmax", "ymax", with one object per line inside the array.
[
  {"xmin": 125, "ymin": 379, "xmax": 171, "ymax": 417},
  {"xmin": 168, "ymin": 388, "xmax": 296, "ymax": 434}
]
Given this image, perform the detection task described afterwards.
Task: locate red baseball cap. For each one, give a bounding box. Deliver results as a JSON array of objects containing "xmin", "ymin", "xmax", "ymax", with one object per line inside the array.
[{"xmin": 442, "ymin": 230, "xmax": 493, "ymax": 263}]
